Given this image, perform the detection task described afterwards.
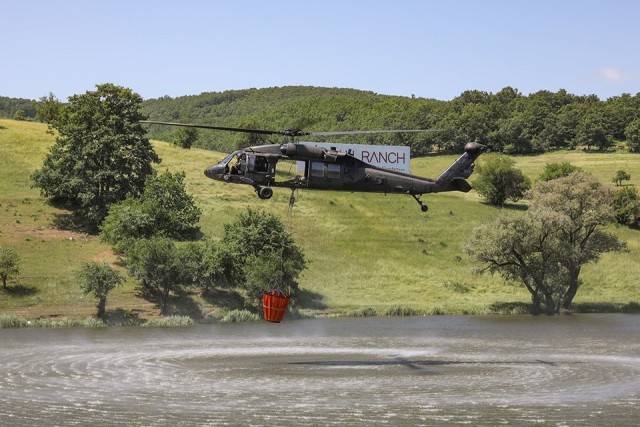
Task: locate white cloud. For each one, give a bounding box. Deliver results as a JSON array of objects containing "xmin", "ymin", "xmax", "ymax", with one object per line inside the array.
[{"xmin": 599, "ymin": 67, "xmax": 624, "ymax": 82}]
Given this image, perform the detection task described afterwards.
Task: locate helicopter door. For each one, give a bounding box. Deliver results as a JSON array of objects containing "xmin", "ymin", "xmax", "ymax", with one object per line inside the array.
[{"xmin": 246, "ymin": 154, "xmax": 271, "ymax": 185}]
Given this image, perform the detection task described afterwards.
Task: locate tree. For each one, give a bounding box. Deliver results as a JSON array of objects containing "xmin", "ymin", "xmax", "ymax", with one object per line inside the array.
[
  {"xmin": 532, "ymin": 173, "xmax": 626, "ymax": 309},
  {"xmin": 219, "ymin": 208, "xmax": 306, "ymax": 311},
  {"xmin": 604, "ymin": 93, "xmax": 638, "ymax": 140},
  {"xmin": 612, "ymin": 186, "xmax": 640, "ymax": 228},
  {"xmin": 173, "ymin": 127, "xmax": 198, "ymax": 149},
  {"xmin": 99, "ymin": 198, "xmax": 154, "ymax": 253},
  {"xmin": 140, "ymin": 170, "xmax": 201, "ymax": 237},
  {"xmin": 77, "ymin": 262, "xmax": 123, "ymax": 319},
  {"xmin": 31, "ymin": 83, "xmax": 160, "ymax": 231},
  {"xmin": 466, "ymin": 172, "xmax": 626, "ymax": 314},
  {"xmin": 612, "ymin": 170, "xmax": 631, "ymax": 186},
  {"xmin": 626, "ymin": 118, "xmax": 640, "ymax": 153},
  {"xmin": 493, "ymin": 113, "xmax": 533, "ymax": 154},
  {"xmin": 12, "ymin": 109, "xmax": 26, "ymax": 121},
  {"xmin": 0, "ymin": 246, "xmax": 20, "ymax": 289},
  {"xmin": 473, "ymin": 155, "xmax": 531, "ymax": 206},
  {"xmin": 179, "ymin": 241, "xmax": 226, "ymax": 297},
  {"xmin": 125, "ymin": 237, "xmax": 188, "ymax": 314},
  {"xmin": 465, "ymin": 212, "xmax": 565, "ymax": 314},
  {"xmin": 35, "ymin": 92, "xmax": 63, "ymax": 125},
  {"xmin": 539, "ymin": 162, "xmax": 581, "ymax": 181},
  {"xmin": 100, "ymin": 170, "xmax": 201, "ymax": 250},
  {"xmin": 575, "ymin": 109, "xmax": 614, "ymax": 151}
]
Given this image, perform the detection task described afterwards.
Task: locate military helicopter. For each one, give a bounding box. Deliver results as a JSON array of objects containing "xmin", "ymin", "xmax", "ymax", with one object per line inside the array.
[{"xmin": 141, "ymin": 121, "xmax": 485, "ymax": 212}]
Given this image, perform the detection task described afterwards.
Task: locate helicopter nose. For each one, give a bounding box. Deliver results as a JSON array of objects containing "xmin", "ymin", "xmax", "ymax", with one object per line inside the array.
[{"xmin": 204, "ymin": 164, "xmax": 225, "ymax": 179}]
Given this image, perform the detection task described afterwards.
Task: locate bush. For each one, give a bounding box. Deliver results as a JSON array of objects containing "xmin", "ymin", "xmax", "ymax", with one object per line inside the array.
[
  {"xmin": 613, "ymin": 186, "xmax": 640, "ymax": 228},
  {"xmin": 100, "ymin": 170, "xmax": 201, "ymax": 249},
  {"xmin": 0, "ymin": 314, "xmax": 30, "ymax": 328},
  {"xmin": 0, "ymin": 246, "xmax": 20, "ymax": 289},
  {"xmin": 384, "ymin": 305, "xmax": 418, "ymax": 316},
  {"xmin": 220, "ymin": 309, "xmax": 259, "ymax": 323},
  {"xmin": 125, "ymin": 237, "xmax": 189, "ymax": 315},
  {"xmin": 473, "ymin": 155, "xmax": 531, "ymax": 206},
  {"xmin": 220, "ymin": 208, "xmax": 305, "ymax": 311},
  {"xmin": 173, "ymin": 127, "xmax": 198, "ymax": 149},
  {"xmin": 348, "ymin": 306, "xmax": 377, "ymax": 317},
  {"xmin": 539, "ymin": 162, "xmax": 581, "ymax": 182}
]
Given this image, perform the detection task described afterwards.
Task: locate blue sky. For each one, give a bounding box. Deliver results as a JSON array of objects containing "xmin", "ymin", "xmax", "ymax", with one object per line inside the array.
[{"xmin": 3, "ymin": 0, "xmax": 639, "ymax": 101}]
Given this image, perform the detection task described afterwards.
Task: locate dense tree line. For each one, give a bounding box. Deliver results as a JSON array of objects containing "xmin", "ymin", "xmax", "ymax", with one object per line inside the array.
[
  {"xmin": 5, "ymin": 86, "xmax": 640, "ymax": 155},
  {"xmin": 0, "ymin": 96, "xmax": 36, "ymax": 119}
]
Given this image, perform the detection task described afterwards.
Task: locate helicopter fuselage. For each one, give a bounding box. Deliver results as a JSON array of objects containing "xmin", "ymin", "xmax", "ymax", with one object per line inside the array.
[{"xmin": 204, "ymin": 141, "xmax": 484, "ymax": 210}]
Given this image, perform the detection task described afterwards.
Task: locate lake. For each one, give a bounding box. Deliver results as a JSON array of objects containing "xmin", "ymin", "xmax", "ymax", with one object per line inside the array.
[{"xmin": 1, "ymin": 314, "xmax": 639, "ymax": 426}]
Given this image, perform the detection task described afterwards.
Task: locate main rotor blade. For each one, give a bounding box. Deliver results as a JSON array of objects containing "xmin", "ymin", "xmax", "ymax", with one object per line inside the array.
[
  {"xmin": 308, "ymin": 129, "xmax": 439, "ymax": 136},
  {"xmin": 141, "ymin": 121, "xmax": 438, "ymax": 137},
  {"xmin": 140, "ymin": 120, "xmax": 280, "ymax": 136}
]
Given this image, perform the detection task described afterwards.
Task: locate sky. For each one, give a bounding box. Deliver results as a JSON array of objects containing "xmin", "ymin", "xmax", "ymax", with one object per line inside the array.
[{"xmin": 2, "ymin": 0, "xmax": 640, "ymax": 101}]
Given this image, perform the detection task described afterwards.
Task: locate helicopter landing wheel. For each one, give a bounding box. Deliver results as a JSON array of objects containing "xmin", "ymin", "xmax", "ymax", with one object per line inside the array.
[
  {"xmin": 257, "ymin": 186, "xmax": 273, "ymax": 200},
  {"xmin": 411, "ymin": 194, "xmax": 428, "ymax": 213}
]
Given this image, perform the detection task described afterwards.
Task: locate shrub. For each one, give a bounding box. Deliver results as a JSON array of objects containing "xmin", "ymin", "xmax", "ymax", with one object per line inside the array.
[
  {"xmin": 613, "ymin": 186, "xmax": 640, "ymax": 228},
  {"xmin": 220, "ymin": 309, "xmax": 259, "ymax": 323},
  {"xmin": 0, "ymin": 314, "xmax": 30, "ymax": 328},
  {"xmin": 384, "ymin": 305, "xmax": 417, "ymax": 316},
  {"xmin": 473, "ymin": 155, "xmax": 530, "ymax": 206},
  {"xmin": 348, "ymin": 306, "xmax": 377, "ymax": 317}
]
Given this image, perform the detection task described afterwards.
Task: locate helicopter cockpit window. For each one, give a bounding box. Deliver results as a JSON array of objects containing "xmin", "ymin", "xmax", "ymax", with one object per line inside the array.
[
  {"xmin": 230, "ymin": 152, "xmax": 246, "ymax": 175},
  {"xmin": 327, "ymin": 163, "xmax": 341, "ymax": 179},
  {"xmin": 220, "ymin": 151, "xmax": 241, "ymax": 166}
]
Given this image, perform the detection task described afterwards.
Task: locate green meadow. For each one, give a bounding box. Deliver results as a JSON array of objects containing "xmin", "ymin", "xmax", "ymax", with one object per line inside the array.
[{"xmin": 1, "ymin": 119, "xmax": 639, "ymax": 321}]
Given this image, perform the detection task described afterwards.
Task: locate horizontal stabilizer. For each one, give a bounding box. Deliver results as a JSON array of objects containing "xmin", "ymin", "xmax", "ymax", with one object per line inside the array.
[{"xmin": 451, "ymin": 177, "xmax": 472, "ymax": 192}]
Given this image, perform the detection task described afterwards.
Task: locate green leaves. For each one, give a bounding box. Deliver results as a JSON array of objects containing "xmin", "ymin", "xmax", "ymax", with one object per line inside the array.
[
  {"xmin": 76, "ymin": 262, "xmax": 123, "ymax": 318},
  {"xmin": 219, "ymin": 208, "xmax": 306, "ymax": 311},
  {"xmin": 539, "ymin": 162, "xmax": 581, "ymax": 182},
  {"xmin": 125, "ymin": 237, "xmax": 184, "ymax": 314},
  {"xmin": 473, "ymin": 155, "xmax": 531, "ymax": 206},
  {"xmin": 31, "ymin": 83, "xmax": 160, "ymax": 231},
  {"xmin": 100, "ymin": 170, "xmax": 201, "ymax": 250},
  {"xmin": 0, "ymin": 246, "xmax": 20, "ymax": 289}
]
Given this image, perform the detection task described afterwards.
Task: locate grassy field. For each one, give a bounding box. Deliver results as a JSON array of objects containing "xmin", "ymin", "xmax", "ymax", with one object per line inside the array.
[{"xmin": 1, "ymin": 119, "xmax": 639, "ymax": 322}]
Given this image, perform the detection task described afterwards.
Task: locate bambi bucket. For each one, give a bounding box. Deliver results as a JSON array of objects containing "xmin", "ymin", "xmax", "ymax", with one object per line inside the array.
[{"xmin": 262, "ymin": 290, "xmax": 290, "ymax": 323}]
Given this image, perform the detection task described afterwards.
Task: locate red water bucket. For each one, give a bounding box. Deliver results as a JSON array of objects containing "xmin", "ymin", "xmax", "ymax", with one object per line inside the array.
[{"xmin": 262, "ymin": 290, "xmax": 290, "ymax": 323}]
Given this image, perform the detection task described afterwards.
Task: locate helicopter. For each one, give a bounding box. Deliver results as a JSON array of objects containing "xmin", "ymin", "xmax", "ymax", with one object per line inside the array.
[{"xmin": 141, "ymin": 121, "xmax": 485, "ymax": 212}]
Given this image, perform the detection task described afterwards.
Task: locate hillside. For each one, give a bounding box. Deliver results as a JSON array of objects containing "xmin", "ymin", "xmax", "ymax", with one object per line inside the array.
[
  {"xmin": 140, "ymin": 86, "xmax": 443, "ymax": 152},
  {"xmin": 1, "ymin": 119, "xmax": 639, "ymax": 321}
]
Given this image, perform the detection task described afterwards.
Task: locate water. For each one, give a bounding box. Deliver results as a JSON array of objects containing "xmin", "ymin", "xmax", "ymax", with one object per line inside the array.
[{"xmin": 1, "ymin": 314, "xmax": 639, "ymax": 426}]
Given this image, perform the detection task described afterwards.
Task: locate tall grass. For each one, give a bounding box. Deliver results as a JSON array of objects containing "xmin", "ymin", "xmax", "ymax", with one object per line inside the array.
[
  {"xmin": 143, "ymin": 316, "xmax": 196, "ymax": 327},
  {"xmin": 0, "ymin": 314, "xmax": 107, "ymax": 328}
]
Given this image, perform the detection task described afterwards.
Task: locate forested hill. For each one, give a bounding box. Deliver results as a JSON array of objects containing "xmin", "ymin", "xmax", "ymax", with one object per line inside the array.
[
  {"xmin": 140, "ymin": 86, "xmax": 640, "ymax": 155},
  {"xmin": 140, "ymin": 86, "xmax": 445, "ymax": 153},
  {"xmin": 0, "ymin": 96, "xmax": 36, "ymax": 119}
]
